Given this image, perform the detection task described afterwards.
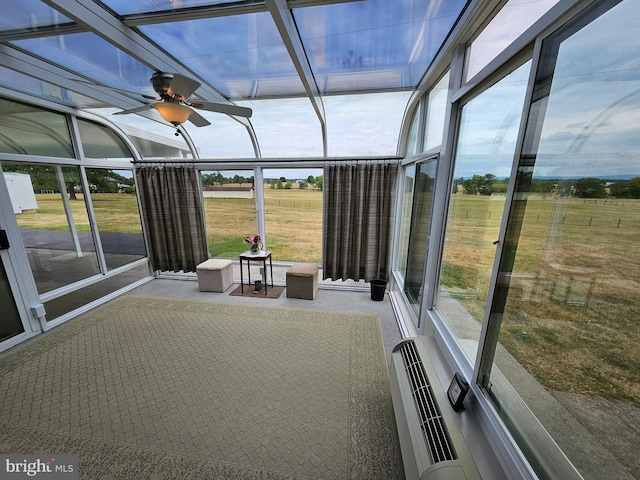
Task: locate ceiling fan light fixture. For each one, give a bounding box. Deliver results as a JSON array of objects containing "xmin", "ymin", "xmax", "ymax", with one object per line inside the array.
[
  {"xmin": 113, "ymin": 73, "xmax": 249, "ymax": 128},
  {"xmin": 153, "ymin": 102, "xmax": 192, "ymax": 125}
]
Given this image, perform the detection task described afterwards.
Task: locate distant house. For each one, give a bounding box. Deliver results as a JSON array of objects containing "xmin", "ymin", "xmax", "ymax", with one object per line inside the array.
[
  {"xmin": 202, "ymin": 185, "xmax": 254, "ymax": 199},
  {"xmin": 4, "ymin": 173, "xmax": 38, "ymax": 214}
]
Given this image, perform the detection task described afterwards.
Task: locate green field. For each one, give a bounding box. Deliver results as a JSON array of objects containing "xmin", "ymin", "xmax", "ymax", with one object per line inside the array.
[
  {"xmin": 203, "ymin": 186, "xmax": 323, "ymax": 263},
  {"xmin": 17, "ymin": 189, "xmax": 323, "ymax": 262},
  {"xmin": 15, "ymin": 193, "xmax": 142, "ymax": 233},
  {"xmin": 441, "ymin": 194, "xmax": 640, "ymax": 403},
  {"xmin": 16, "ymin": 190, "xmax": 640, "ymax": 403}
]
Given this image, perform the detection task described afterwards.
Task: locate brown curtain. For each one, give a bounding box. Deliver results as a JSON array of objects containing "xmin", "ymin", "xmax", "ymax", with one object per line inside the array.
[
  {"xmin": 136, "ymin": 165, "xmax": 209, "ymax": 273},
  {"xmin": 323, "ymin": 161, "xmax": 398, "ymax": 282}
]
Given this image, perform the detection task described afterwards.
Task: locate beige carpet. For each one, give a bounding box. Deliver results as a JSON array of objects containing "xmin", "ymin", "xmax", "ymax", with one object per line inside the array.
[{"xmin": 0, "ymin": 296, "xmax": 403, "ymax": 479}]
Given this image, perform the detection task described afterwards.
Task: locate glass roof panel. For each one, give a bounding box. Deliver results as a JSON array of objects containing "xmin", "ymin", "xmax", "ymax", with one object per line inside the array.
[
  {"xmin": 157, "ymin": 93, "xmax": 410, "ymax": 158},
  {"xmin": 11, "ymin": 32, "xmax": 155, "ymax": 95},
  {"xmin": 294, "ymin": 0, "xmax": 467, "ymax": 93},
  {"xmin": 324, "ymin": 91, "xmax": 412, "ymax": 156},
  {"xmin": 234, "ymin": 98, "xmax": 323, "ymax": 158},
  {"xmin": 100, "ymin": 0, "xmax": 243, "ymax": 15},
  {"xmin": 0, "ymin": 66, "xmax": 108, "ymax": 109},
  {"xmin": 0, "ymin": 0, "xmax": 72, "ymax": 31},
  {"xmin": 185, "ymin": 112, "xmax": 258, "ymax": 158},
  {"xmin": 139, "ymin": 12, "xmax": 304, "ymax": 99},
  {"xmin": 465, "ymin": 0, "xmax": 560, "ymax": 81}
]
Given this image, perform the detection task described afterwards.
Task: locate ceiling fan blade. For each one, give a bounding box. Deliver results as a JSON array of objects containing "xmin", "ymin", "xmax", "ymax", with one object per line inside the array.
[
  {"xmin": 188, "ymin": 110, "xmax": 211, "ymax": 127},
  {"xmin": 190, "ymin": 101, "xmax": 252, "ymax": 118},
  {"xmin": 169, "ymin": 74, "xmax": 200, "ymax": 100},
  {"xmin": 113, "ymin": 105, "xmax": 153, "ymax": 115}
]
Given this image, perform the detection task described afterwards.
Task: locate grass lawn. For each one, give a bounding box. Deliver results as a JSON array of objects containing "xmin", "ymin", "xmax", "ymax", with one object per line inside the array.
[
  {"xmin": 15, "ymin": 193, "xmax": 142, "ymax": 233},
  {"xmin": 204, "ymin": 185, "xmax": 323, "ymax": 263},
  {"xmin": 14, "ymin": 190, "xmax": 640, "ymax": 404},
  {"xmin": 441, "ymin": 194, "xmax": 640, "ymax": 403}
]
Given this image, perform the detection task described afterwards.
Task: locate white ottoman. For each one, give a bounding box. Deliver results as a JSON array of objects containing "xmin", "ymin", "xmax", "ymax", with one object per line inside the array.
[{"xmin": 196, "ymin": 259, "xmax": 234, "ymax": 292}]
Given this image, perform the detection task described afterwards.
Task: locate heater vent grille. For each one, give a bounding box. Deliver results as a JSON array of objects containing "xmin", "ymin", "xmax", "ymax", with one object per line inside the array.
[{"xmin": 398, "ymin": 340, "xmax": 456, "ymax": 464}]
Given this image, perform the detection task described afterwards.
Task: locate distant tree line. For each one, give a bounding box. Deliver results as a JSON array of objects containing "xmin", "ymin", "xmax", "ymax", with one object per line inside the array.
[
  {"xmin": 267, "ymin": 175, "xmax": 323, "ymax": 191},
  {"xmin": 201, "ymin": 172, "xmax": 323, "ymax": 191},
  {"xmin": 9, "ymin": 165, "xmax": 635, "ymax": 200},
  {"xmin": 201, "ymin": 172, "xmax": 254, "ymax": 186},
  {"xmin": 3, "ymin": 164, "xmax": 135, "ymax": 196},
  {"xmin": 606, "ymin": 177, "xmax": 640, "ymax": 198},
  {"xmin": 455, "ymin": 174, "xmax": 640, "ymax": 199}
]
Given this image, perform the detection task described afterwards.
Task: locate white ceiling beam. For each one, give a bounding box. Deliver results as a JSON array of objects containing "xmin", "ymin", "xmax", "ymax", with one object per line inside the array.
[{"xmin": 265, "ymin": 0, "xmax": 327, "ymax": 156}]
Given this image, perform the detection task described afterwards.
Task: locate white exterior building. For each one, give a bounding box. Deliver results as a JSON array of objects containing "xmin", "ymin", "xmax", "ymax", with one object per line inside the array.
[{"xmin": 4, "ymin": 173, "xmax": 37, "ymax": 214}]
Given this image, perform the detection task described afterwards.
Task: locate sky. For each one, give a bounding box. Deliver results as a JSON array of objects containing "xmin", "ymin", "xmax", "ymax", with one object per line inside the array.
[
  {"xmin": 103, "ymin": 90, "xmax": 412, "ymax": 160},
  {"xmin": 88, "ymin": 0, "xmax": 640, "ymax": 181},
  {"xmin": 93, "ymin": 0, "xmax": 569, "ymax": 166},
  {"xmin": 465, "ymin": 0, "xmax": 561, "ymax": 80},
  {"xmin": 186, "ymin": 91, "xmax": 414, "ymax": 159}
]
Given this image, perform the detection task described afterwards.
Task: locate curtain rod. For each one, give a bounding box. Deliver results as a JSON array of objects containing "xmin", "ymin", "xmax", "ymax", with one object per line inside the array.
[
  {"xmin": 132, "ymin": 156, "xmax": 402, "ymax": 167},
  {"xmin": 132, "ymin": 160, "xmax": 195, "ymax": 167},
  {"xmin": 323, "ymin": 158, "xmax": 400, "ymax": 166}
]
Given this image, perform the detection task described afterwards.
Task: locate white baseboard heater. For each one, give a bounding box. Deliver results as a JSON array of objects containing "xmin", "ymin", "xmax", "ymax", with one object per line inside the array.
[{"xmin": 390, "ymin": 338, "xmax": 481, "ymax": 480}]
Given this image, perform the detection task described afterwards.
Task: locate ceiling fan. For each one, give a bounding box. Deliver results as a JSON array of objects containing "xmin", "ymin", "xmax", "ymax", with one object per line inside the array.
[{"xmin": 113, "ymin": 71, "xmax": 252, "ymax": 128}]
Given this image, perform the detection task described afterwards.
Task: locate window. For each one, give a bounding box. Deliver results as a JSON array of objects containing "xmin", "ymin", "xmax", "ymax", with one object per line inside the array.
[
  {"xmin": 202, "ymin": 167, "xmax": 324, "ymax": 264},
  {"xmin": 4, "ymin": 162, "xmax": 149, "ymax": 321},
  {"xmin": 480, "ymin": 2, "xmax": 640, "ymax": 478},
  {"xmin": 88, "ymin": 108, "xmax": 193, "ymax": 160},
  {"xmin": 0, "ymin": 98, "xmax": 73, "ymax": 158},
  {"xmin": 77, "ymin": 119, "xmax": 134, "ymax": 161},
  {"xmin": 325, "ymin": 92, "xmax": 412, "ymax": 157},
  {"xmin": 263, "ymin": 168, "xmax": 323, "ymax": 263},
  {"xmin": 404, "ymin": 158, "xmax": 438, "ymax": 320},
  {"xmin": 398, "ymin": 72, "xmax": 450, "ymax": 322},
  {"xmin": 0, "ymin": 99, "xmax": 151, "ymax": 323},
  {"xmin": 394, "ymin": 164, "xmax": 416, "ymax": 282},
  {"xmin": 437, "ymin": 62, "xmax": 531, "ymax": 362},
  {"xmin": 86, "ymin": 168, "xmax": 146, "ymax": 270},
  {"xmin": 423, "ymin": 72, "xmax": 449, "ymax": 152},
  {"xmin": 465, "ymin": 0, "xmax": 560, "ymax": 81},
  {"xmin": 405, "ymin": 72, "xmax": 449, "ymax": 157},
  {"xmin": 43, "ymin": 263, "xmax": 150, "ymax": 319},
  {"xmin": 405, "ymin": 110, "xmax": 421, "ymax": 157},
  {"xmin": 6, "ymin": 163, "xmax": 101, "ymax": 294},
  {"xmin": 201, "ymin": 170, "xmax": 256, "ymax": 259}
]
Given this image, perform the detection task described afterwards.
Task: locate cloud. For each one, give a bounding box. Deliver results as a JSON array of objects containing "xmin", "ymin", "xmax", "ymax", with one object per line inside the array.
[
  {"xmin": 187, "ymin": 91, "xmax": 411, "ymax": 158},
  {"xmin": 90, "ymin": 90, "xmax": 411, "ymax": 160}
]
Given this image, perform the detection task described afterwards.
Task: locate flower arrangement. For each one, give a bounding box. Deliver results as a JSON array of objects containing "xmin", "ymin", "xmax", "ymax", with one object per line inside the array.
[{"xmin": 244, "ymin": 234, "xmax": 263, "ymax": 252}]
